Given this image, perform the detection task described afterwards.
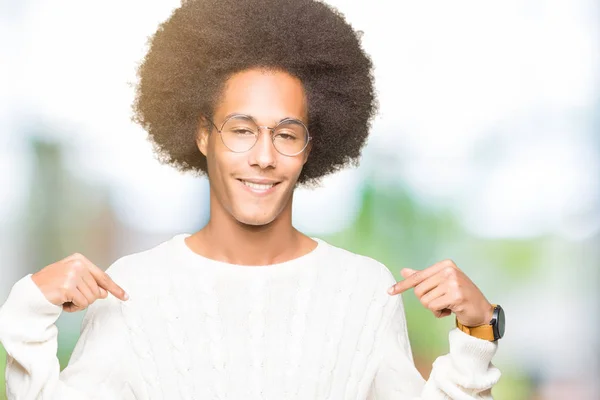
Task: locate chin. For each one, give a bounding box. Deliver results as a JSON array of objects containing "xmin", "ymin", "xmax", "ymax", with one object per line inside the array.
[{"xmin": 233, "ymin": 210, "xmax": 279, "ymax": 227}]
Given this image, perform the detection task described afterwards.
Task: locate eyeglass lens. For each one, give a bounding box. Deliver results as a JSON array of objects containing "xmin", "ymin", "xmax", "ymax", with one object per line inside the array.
[{"xmin": 219, "ymin": 115, "xmax": 308, "ymax": 155}]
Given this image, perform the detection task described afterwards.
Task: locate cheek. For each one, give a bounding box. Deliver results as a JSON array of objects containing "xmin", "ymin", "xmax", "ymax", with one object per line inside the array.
[
  {"xmin": 288, "ymin": 158, "xmax": 306, "ymax": 180},
  {"xmin": 206, "ymin": 136, "xmax": 230, "ymax": 175},
  {"xmin": 210, "ymin": 152, "xmax": 245, "ymax": 190},
  {"xmin": 279, "ymin": 157, "xmax": 307, "ymax": 185}
]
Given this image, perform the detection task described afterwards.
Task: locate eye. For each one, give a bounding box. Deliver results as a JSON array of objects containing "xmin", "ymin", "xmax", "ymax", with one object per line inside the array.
[
  {"xmin": 275, "ymin": 132, "xmax": 297, "ymax": 140},
  {"xmin": 232, "ymin": 128, "xmax": 255, "ymax": 136}
]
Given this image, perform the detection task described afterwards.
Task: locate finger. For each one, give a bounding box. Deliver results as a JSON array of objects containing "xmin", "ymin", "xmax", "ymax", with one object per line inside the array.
[
  {"xmin": 428, "ymin": 295, "xmax": 453, "ymax": 317},
  {"xmin": 77, "ymin": 280, "xmax": 97, "ymax": 306},
  {"xmin": 99, "ymin": 287, "xmax": 108, "ymax": 299},
  {"xmin": 413, "ymin": 272, "xmax": 447, "ymax": 299},
  {"xmin": 64, "ymin": 288, "xmax": 89, "ymax": 312},
  {"xmin": 400, "ymin": 268, "xmax": 417, "ymax": 279},
  {"xmin": 419, "ymin": 284, "xmax": 447, "ymax": 310},
  {"xmin": 84, "ymin": 260, "xmax": 129, "ymax": 301},
  {"xmin": 389, "ymin": 262, "xmax": 448, "ymax": 295},
  {"xmin": 82, "ymin": 272, "xmax": 103, "ymax": 298}
]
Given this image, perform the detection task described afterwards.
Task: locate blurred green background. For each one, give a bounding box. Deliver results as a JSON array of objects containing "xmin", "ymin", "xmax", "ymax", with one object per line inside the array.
[{"xmin": 1, "ymin": 0, "xmax": 599, "ymax": 399}]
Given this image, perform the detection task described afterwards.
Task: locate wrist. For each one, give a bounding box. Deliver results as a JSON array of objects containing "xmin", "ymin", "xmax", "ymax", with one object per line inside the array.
[
  {"xmin": 456, "ymin": 304, "xmax": 505, "ymax": 342},
  {"xmin": 456, "ymin": 302, "xmax": 495, "ymax": 328}
]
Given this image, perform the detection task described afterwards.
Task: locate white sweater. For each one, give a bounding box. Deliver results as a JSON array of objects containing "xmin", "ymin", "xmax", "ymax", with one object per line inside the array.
[{"xmin": 0, "ymin": 234, "xmax": 500, "ymax": 399}]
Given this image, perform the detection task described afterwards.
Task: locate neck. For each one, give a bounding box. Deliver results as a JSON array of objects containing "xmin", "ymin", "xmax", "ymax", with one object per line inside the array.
[{"xmin": 188, "ymin": 192, "xmax": 310, "ymax": 266}]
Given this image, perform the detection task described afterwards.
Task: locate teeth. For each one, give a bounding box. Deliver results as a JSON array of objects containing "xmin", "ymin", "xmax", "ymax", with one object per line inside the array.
[{"xmin": 243, "ymin": 181, "xmax": 275, "ymax": 190}]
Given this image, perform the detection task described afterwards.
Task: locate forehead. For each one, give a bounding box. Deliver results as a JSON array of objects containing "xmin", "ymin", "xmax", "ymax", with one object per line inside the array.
[{"xmin": 215, "ymin": 68, "xmax": 308, "ymax": 124}]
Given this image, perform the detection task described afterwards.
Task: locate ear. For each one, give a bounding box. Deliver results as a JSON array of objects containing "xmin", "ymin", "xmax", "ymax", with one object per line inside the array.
[{"xmin": 196, "ymin": 118, "xmax": 210, "ymax": 157}]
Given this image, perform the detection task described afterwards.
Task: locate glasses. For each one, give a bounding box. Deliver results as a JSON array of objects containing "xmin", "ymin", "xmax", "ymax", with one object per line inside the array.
[{"xmin": 206, "ymin": 114, "xmax": 311, "ymax": 157}]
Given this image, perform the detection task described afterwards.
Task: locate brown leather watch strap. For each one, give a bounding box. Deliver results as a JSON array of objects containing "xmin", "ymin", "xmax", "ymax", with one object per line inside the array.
[{"xmin": 455, "ymin": 318, "xmax": 496, "ymax": 341}]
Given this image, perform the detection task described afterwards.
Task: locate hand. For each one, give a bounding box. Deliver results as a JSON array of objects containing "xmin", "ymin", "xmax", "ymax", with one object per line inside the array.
[
  {"xmin": 31, "ymin": 253, "xmax": 129, "ymax": 313},
  {"xmin": 387, "ymin": 259, "xmax": 494, "ymax": 327}
]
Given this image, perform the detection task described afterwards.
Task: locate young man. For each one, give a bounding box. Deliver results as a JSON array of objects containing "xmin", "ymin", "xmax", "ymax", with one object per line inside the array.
[{"xmin": 0, "ymin": 0, "xmax": 504, "ymax": 398}]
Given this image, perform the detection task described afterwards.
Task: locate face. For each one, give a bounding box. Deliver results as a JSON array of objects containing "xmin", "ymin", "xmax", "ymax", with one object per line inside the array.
[{"xmin": 196, "ymin": 68, "xmax": 311, "ymax": 226}]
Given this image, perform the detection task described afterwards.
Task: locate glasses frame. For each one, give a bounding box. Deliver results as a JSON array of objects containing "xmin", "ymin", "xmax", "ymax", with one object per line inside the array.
[{"xmin": 206, "ymin": 113, "xmax": 312, "ymax": 157}]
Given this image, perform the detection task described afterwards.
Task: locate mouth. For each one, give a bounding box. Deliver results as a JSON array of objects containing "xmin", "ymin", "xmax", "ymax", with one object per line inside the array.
[{"xmin": 237, "ymin": 179, "xmax": 281, "ymax": 195}]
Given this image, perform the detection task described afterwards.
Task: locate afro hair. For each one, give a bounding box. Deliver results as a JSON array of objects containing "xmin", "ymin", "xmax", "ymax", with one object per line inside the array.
[{"xmin": 132, "ymin": 0, "xmax": 377, "ymax": 186}]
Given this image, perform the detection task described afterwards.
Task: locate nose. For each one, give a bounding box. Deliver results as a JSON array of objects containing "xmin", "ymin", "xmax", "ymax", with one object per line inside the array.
[{"xmin": 247, "ymin": 127, "xmax": 277, "ymax": 169}]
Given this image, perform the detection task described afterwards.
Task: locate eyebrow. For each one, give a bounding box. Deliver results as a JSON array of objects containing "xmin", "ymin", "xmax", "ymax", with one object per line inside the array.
[{"xmin": 221, "ymin": 113, "xmax": 305, "ymax": 125}]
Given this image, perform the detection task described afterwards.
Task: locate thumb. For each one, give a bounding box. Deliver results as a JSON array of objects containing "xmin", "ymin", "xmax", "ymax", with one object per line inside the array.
[
  {"xmin": 434, "ymin": 309, "xmax": 452, "ymax": 318},
  {"xmin": 400, "ymin": 268, "xmax": 417, "ymax": 278}
]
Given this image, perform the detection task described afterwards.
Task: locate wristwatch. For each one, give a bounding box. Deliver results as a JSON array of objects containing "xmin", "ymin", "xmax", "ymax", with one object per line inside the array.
[{"xmin": 455, "ymin": 304, "xmax": 505, "ymax": 342}]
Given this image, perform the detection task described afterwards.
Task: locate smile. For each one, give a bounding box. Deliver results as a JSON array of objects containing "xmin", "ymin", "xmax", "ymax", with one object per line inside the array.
[
  {"xmin": 243, "ymin": 181, "xmax": 274, "ymax": 190},
  {"xmin": 238, "ymin": 179, "xmax": 281, "ymax": 195}
]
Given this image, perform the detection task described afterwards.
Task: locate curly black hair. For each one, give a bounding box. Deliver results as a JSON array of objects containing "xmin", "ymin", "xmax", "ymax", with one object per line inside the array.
[{"xmin": 132, "ymin": 0, "xmax": 377, "ymax": 186}]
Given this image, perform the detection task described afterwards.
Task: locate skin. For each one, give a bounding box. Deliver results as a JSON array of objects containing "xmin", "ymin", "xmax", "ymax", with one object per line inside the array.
[
  {"xmin": 388, "ymin": 260, "xmax": 495, "ymax": 327},
  {"xmin": 185, "ymin": 68, "xmax": 316, "ymax": 266},
  {"xmin": 31, "ymin": 67, "xmax": 495, "ymax": 332},
  {"xmin": 31, "ymin": 253, "xmax": 128, "ymax": 312}
]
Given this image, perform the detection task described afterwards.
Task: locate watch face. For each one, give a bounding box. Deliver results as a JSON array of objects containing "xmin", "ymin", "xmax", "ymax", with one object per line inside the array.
[{"xmin": 495, "ymin": 306, "xmax": 505, "ymax": 339}]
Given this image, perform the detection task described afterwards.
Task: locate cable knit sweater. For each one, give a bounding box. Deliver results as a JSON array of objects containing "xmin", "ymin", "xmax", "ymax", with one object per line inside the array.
[{"xmin": 0, "ymin": 233, "xmax": 500, "ymax": 399}]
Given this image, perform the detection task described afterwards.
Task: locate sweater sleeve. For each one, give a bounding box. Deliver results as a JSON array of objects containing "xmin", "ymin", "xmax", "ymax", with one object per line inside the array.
[
  {"xmin": 368, "ymin": 270, "xmax": 501, "ymax": 399},
  {"xmin": 0, "ymin": 273, "xmax": 145, "ymax": 400}
]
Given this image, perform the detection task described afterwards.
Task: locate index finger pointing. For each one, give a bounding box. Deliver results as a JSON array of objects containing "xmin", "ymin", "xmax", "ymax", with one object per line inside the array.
[
  {"xmin": 86, "ymin": 262, "xmax": 129, "ymax": 301},
  {"xmin": 388, "ymin": 274, "xmax": 421, "ymax": 295},
  {"xmin": 388, "ymin": 263, "xmax": 446, "ymax": 295}
]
